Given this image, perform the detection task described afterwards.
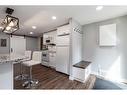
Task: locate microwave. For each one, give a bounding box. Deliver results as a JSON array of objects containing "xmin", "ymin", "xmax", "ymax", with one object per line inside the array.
[{"xmin": 46, "ymin": 39, "xmax": 50, "ymax": 43}]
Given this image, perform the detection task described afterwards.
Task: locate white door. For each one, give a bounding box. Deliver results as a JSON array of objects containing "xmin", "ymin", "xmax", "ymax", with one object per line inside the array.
[
  {"xmin": 56, "ymin": 46, "xmax": 69, "ymax": 74},
  {"xmin": 10, "ymin": 36, "xmax": 26, "ymax": 55}
]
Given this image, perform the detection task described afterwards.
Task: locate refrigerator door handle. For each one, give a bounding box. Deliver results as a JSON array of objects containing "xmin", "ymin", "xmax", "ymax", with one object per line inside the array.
[{"xmin": 57, "ymin": 33, "xmax": 69, "ymax": 36}]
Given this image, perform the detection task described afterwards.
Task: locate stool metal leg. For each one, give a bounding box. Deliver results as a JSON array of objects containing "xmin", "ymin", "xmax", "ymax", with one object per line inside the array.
[
  {"xmin": 15, "ymin": 61, "xmax": 28, "ymax": 80},
  {"xmin": 22, "ymin": 66, "xmax": 39, "ymax": 88}
]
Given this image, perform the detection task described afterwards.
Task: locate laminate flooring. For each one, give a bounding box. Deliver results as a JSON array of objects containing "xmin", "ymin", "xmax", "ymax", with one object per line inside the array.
[{"xmin": 14, "ymin": 64, "xmax": 96, "ymax": 89}]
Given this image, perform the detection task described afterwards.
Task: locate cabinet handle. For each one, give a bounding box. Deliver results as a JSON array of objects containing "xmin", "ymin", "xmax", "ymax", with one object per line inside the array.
[{"xmin": 58, "ymin": 33, "xmax": 69, "ymax": 36}]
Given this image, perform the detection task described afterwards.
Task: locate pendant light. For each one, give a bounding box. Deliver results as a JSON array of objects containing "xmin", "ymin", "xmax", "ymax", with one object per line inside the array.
[{"xmin": 1, "ymin": 8, "xmax": 19, "ymax": 34}]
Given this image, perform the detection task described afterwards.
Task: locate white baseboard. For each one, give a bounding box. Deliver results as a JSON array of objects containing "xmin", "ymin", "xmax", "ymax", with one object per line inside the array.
[
  {"xmin": 91, "ymin": 70, "xmax": 127, "ymax": 83},
  {"xmin": 69, "ymin": 76, "xmax": 86, "ymax": 83},
  {"xmin": 69, "ymin": 76, "xmax": 74, "ymax": 80},
  {"xmin": 70, "ymin": 70, "xmax": 127, "ymax": 84},
  {"xmin": 69, "ymin": 76, "xmax": 89, "ymax": 83},
  {"xmin": 119, "ymin": 78, "xmax": 127, "ymax": 83}
]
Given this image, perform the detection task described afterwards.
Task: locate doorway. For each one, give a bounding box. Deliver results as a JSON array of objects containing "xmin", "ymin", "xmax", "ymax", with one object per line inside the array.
[{"xmin": 10, "ymin": 35, "xmax": 26, "ymax": 55}]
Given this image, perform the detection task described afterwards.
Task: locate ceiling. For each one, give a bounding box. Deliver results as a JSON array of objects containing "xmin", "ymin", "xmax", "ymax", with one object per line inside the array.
[{"xmin": 0, "ymin": 6, "xmax": 127, "ymax": 36}]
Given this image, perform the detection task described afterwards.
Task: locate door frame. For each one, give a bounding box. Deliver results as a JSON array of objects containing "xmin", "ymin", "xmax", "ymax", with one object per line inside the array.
[{"xmin": 10, "ymin": 35, "xmax": 26, "ymax": 55}]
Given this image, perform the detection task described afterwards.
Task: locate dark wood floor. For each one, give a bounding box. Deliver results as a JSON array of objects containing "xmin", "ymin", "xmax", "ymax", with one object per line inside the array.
[{"xmin": 13, "ymin": 64, "xmax": 96, "ymax": 89}]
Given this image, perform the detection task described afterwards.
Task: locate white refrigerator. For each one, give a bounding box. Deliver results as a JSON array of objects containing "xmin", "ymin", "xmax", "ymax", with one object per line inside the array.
[{"xmin": 56, "ymin": 25, "xmax": 70, "ymax": 75}]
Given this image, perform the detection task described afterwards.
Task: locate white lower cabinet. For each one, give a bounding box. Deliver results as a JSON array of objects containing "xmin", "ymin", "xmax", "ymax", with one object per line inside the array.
[
  {"xmin": 73, "ymin": 67, "xmax": 85, "ymax": 81},
  {"xmin": 41, "ymin": 61, "xmax": 49, "ymax": 67},
  {"xmin": 49, "ymin": 54, "xmax": 56, "ymax": 68},
  {"xmin": 72, "ymin": 65, "xmax": 91, "ymax": 83},
  {"xmin": 56, "ymin": 46, "xmax": 69, "ymax": 74},
  {"xmin": 85, "ymin": 65, "xmax": 91, "ymax": 80}
]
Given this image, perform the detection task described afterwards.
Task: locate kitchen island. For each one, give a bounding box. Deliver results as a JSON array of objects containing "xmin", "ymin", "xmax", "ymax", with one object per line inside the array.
[{"xmin": 0, "ymin": 54, "xmax": 27, "ymax": 89}]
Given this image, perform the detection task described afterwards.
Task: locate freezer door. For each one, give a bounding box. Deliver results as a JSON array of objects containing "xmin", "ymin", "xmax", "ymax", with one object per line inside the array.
[
  {"xmin": 56, "ymin": 35, "xmax": 70, "ymax": 46},
  {"xmin": 57, "ymin": 24, "xmax": 70, "ymax": 36},
  {"xmin": 56, "ymin": 46, "xmax": 69, "ymax": 74}
]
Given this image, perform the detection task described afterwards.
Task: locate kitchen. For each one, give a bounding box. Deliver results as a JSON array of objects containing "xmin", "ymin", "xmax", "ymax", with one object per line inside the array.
[
  {"xmin": 13, "ymin": 18, "xmax": 91, "ymax": 89},
  {"xmin": 41, "ymin": 24, "xmax": 70, "ymax": 74},
  {"xmin": 0, "ymin": 6, "xmax": 127, "ymax": 90}
]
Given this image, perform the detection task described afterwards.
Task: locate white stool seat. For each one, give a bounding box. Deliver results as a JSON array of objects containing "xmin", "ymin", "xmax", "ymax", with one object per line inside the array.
[
  {"xmin": 15, "ymin": 50, "xmax": 32, "ymax": 81},
  {"xmin": 23, "ymin": 60, "xmax": 40, "ymax": 67},
  {"xmin": 22, "ymin": 51, "xmax": 32, "ymax": 61},
  {"xmin": 22, "ymin": 51, "xmax": 42, "ymax": 88}
]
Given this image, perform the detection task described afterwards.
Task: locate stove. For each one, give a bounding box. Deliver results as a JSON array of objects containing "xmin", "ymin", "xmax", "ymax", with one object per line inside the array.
[{"xmin": 41, "ymin": 50, "xmax": 49, "ymax": 66}]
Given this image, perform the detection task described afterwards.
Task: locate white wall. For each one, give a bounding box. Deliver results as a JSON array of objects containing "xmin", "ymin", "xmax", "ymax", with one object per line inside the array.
[
  {"xmin": 69, "ymin": 19, "xmax": 83, "ymax": 78},
  {"xmin": 82, "ymin": 15, "xmax": 127, "ymax": 82},
  {"xmin": 0, "ymin": 63, "xmax": 13, "ymax": 89},
  {"xmin": 71, "ymin": 19, "xmax": 83, "ymax": 65}
]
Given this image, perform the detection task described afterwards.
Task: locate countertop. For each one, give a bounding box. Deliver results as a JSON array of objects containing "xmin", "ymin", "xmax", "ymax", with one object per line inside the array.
[
  {"xmin": 73, "ymin": 61, "xmax": 91, "ymax": 69},
  {"xmin": 0, "ymin": 54, "xmax": 28, "ymax": 64}
]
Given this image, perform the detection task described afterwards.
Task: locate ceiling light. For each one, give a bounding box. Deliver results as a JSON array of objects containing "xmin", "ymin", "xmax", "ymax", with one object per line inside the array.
[
  {"xmin": 52, "ymin": 16, "xmax": 56, "ymax": 20},
  {"xmin": 32, "ymin": 26, "xmax": 36, "ymax": 29},
  {"xmin": 1, "ymin": 8, "xmax": 19, "ymax": 34},
  {"xmin": 6, "ymin": 26, "xmax": 11, "ymax": 30},
  {"xmin": 30, "ymin": 32, "xmax": 33, "ymax": 34},
  {"xmin": 8, "ymin": 21, "xmax": 14, "ymax": 27},
  {"xmin": 0, "ymin": 26, "xmax": 3, "ymax": 29},
  {"xmin": 96, "ymin": 6, "xmax": 103, "ymax": 11}
]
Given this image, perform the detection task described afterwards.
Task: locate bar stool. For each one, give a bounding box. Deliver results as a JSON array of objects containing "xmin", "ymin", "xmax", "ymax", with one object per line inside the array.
[
  {"xmin": 15, "ymin": 50, "xmax": 32, "ymax": 80},
  {"xmin": 22, "ymin": 51, "xmax": 42, "ymax": 88}
]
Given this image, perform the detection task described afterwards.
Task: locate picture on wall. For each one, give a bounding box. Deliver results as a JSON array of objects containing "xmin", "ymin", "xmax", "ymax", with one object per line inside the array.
[
  {"xmin": 0, "ymin": 39, "xmax": 7, "ymax": 47},
  {"xmin": 99, "ymin": 23, "xmax": 116, "ymax": 46}
]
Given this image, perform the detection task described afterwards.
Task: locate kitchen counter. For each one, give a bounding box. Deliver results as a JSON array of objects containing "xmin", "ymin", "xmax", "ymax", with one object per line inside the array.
[
  {"xmin": 0, "ymin": 54, "xmax": 12, "ymax": 64},
  {"xmin": 0, "ymin": 54, "xmax": 28, "ymax": 64},
  {"xmin": 73, "ymin": 61, "xmax": 91, "ymax": 69},
  {"xmin": 48, "ymin": 50, "xmax": 56, "ymax": 53},
  {"xmin": 0, "ymin": 53, "xmax": 27, "ymax": 89}
]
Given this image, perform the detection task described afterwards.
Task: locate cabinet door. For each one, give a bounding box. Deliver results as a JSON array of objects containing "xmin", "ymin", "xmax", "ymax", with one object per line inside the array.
[
  {"xmin": 85, "ymin": 65, "xmax": 91, "ymax": 80},
  {"xmin": 56, "ymin": 46, "xmax": 69, "ymax": 74},
  {"xmin": 73, "ymin": 67, "xmax": 85, "ymax": 81},
  {"xmin": 57, "ymin": 25, "xmax": 70, "ymax": 36},
  {"xmin": 41, "ymin": 61, "xmax": 49, "ymax": 67},
  {"xmin": 49, "ymin": 53, "xmax": 56, "ymax": 68},
  {"xmin": 56, "ymin": 35, "xmax": 70, "ymax": 46}
]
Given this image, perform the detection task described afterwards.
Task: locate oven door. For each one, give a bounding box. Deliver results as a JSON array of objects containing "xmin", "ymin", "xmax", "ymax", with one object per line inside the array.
[{"xmin": 41, "ymin": 51, "xmax": 49, "ymax": 66}]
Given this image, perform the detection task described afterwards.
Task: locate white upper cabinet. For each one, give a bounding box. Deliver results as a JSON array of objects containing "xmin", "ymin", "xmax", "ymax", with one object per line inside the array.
[
  {"xmin": 57, "ymin": 25, "xmax": 70, "ymax": 36},
  {"xmin": 99, "ymin": 23, "xmax": 116, "ymax": 46},
  {"xmin": 43, "ymin": 31, "xmax": 57, "ymax": 45},
  {"xmin": 56, "ymin": 25, "xmax": 70, "ymax": 46}
]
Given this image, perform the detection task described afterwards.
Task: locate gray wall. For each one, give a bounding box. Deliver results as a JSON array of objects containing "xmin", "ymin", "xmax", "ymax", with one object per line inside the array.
[
  {"xmin": 26, "ymin": 37, "xmax": 39, "ymax": 51},
  {"xmin": 82, "ymin": 15, "xmax": 127, "ymax": 81},
  {"xmin": 0, "ymin": 33, "xmax": 39, "ymax": 54},
  {"xmin": 0, "ymin": 32, "xmax": 10, "ymax": 54}
]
